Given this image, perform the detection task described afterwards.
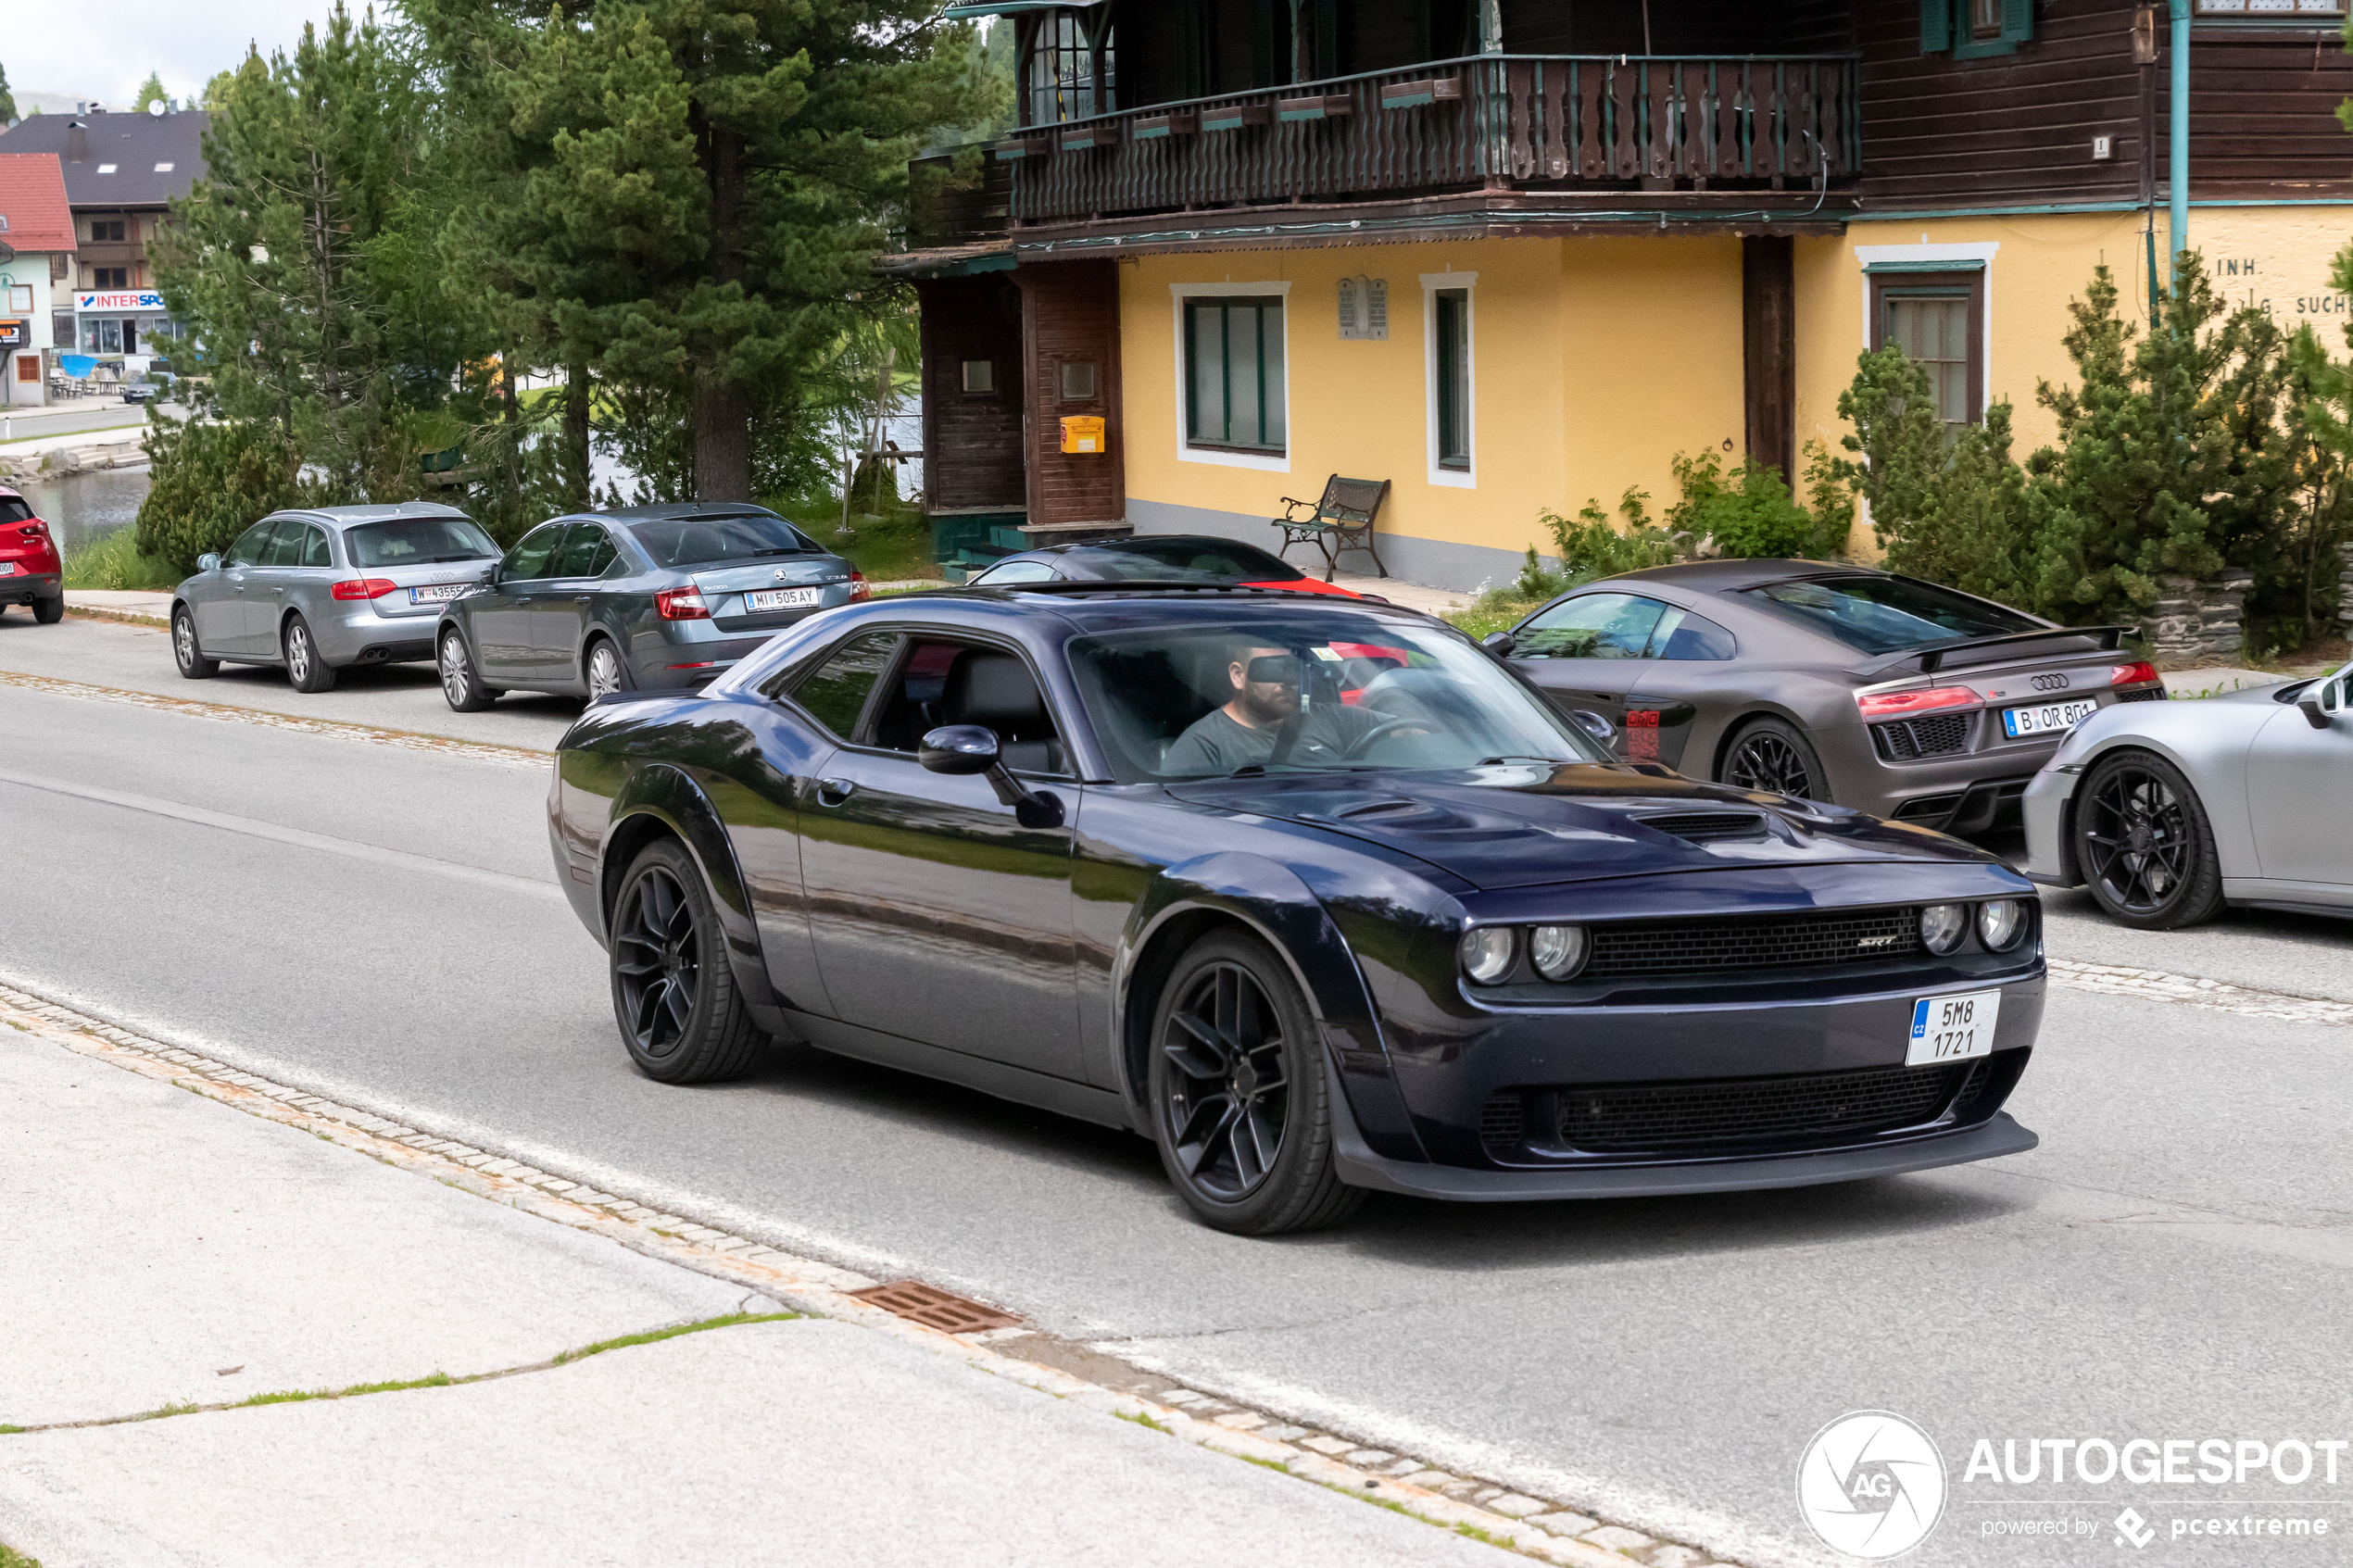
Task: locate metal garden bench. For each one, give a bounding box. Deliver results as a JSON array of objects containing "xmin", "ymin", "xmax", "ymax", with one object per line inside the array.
[{"xmin": 1273, "ymin": 474, "xmax": 1390, "ymax": 581}]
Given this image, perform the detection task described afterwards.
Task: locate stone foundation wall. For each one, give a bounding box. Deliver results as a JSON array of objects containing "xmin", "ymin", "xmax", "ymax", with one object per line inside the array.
[{"xmin": 2142, "ymin": 570, "xmax": 2250, "ymax": 664}]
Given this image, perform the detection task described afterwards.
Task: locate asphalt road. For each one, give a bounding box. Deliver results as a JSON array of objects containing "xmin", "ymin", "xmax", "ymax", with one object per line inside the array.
[{"xmin": 8, "ymin": 617, "xmax": 2353, "ymax": 1567}]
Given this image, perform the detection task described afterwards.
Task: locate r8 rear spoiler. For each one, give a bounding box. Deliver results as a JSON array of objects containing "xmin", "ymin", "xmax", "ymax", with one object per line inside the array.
[{"xmin": 1860, "ymin": 624, "xmax": 2132, "ymax": 678}]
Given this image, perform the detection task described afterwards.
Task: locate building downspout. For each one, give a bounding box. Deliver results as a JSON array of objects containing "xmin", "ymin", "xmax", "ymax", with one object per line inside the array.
[{"xmin": 2170, "ymin": 0, "xmax": 2190, "ymax": 292}]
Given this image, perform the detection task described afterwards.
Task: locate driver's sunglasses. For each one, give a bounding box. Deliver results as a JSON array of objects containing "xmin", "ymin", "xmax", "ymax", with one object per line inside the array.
[{"xmin": 1243, "ymin": 655, "xmax": 1301, "ymax": 685}]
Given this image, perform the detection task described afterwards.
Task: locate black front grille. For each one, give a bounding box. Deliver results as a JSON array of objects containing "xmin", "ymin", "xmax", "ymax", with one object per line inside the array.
[
  {"xmin": 1558, "ymin": 1061, "xmax": 1966, "ymax": 1153},
  {"xmin": 1640, "ymin": 811, "xmax": 1768, "ymax": 842},
  {"xmin": 1584, "ymin": 908, "xmax": 1920, "ymax": 979},
  {"xmin": 2117, "ymin": 686, "xmax": 2167, "ymax": 703},
  {"xmin": 1875, "ymin": 713, "xmax": 1971, "ymax": 759},
  {"xmin": 1480, "ymin": 1094, "xmax": 1527, "ymax": 1156}
]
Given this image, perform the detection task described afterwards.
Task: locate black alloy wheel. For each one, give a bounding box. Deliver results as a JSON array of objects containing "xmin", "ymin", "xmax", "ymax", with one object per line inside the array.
[
  {"xmin": 172, "ymin": 607, "xmax": 220, "ymax": 679},
  {"xmin": 609, "ymin": 838, "xmax": 766, "ymax": 1084},
  {"xmin": 1148, "ymin": 929, "xmax": 1364, "ymax": 1236},
  {"xmin": 283, "ymin": 613, "xmax": 336, "ymax": 693},
  {"xmin": 1721, "ymin": 716, "xmax": 1831, "ymax": 803},
  {"xmin": 438, "ymin": 627, "xmax": 498, "ymax": 711},
  {"xmin": 2074, "ymin": 749, "xmax": 2224, "ymax": 930}
]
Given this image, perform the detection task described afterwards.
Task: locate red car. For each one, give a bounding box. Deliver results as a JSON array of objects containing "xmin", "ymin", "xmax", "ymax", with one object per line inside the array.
[
  {"xmin": 965, "ymin": 534, "xmax": 1381, "ymax": 600},
  {"xmin": 0, "ymin": 487, "xmax": 63, "ymax": 623}
]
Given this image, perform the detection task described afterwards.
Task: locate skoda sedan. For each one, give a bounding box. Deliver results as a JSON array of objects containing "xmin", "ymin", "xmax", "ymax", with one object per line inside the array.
[
  {"xmin": 435, "ymin": 504, "xmax": 868, "ymax": 709},
  {"xmin": 547, "ymin": 584, "xmax": 2044, "ymax": 1235}
]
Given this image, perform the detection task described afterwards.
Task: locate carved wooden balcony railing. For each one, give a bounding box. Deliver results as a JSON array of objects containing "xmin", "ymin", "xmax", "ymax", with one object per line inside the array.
[{"xmin": 998, "ymin": 53, "xmax": 1862, "ymax": 225}]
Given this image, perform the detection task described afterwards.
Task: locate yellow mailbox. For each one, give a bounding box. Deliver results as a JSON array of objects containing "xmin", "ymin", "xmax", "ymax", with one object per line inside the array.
[{"xmin": 1059, "ymin": 415, "xmax": 1107, "ymax": 454}]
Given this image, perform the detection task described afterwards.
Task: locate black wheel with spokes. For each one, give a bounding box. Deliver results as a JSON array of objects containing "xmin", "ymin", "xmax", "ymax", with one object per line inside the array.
[
  {"xmin": 2073, "ymin": 749, "xmax": 2224, "ymax": 930},
  {"xmin": 1148, "ymin": 929, "xmax": 1364, "ymax": 1236},
  {"xmin": 1720, "ymin": 716, "xmax": 1831, "ymax": 803},
  {"xmin": 609, "ymin": 838, "xmax": 765, "ymax": 1083}
]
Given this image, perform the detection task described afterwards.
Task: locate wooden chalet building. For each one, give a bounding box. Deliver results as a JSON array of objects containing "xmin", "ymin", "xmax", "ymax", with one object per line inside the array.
[{"xmin": 885, "ymin": 0, "xmax": 2353, "ymax": 587}]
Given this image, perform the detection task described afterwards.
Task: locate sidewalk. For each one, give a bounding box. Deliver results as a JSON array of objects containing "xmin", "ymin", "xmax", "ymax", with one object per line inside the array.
[{"xmin": 0, "ymin": 997, "xmax": 1528, "ymax": 1568}]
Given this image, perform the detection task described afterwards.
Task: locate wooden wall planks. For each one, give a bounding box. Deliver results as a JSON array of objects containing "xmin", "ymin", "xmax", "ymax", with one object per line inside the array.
[
  {"xmin": 1018, "ymin": 259, "xmax": 1127, "ymax": 527},
  {"xmin": 917, "ymin": 275, "xmax": 1028, "ymax": 515}
]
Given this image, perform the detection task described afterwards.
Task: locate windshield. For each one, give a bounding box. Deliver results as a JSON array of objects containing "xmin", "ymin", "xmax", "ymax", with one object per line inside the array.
[
  {"xmin": 631, "ymin": 512, "xmax": 821, "ymax": 569},
  {"xmin": 1746, "ymin": 575, "xmax": 2040, "ymax": 655},
  {"xmin": 1063, "ymin": 538, "xmax": 1302, "ymax": 583},
  {"xmin": 1067, "ymin": 613, "xmax": 1606, "ymax": 782},
  {"xmin": 346, "ymin": 515, "xmax": 498, "ymax": 567}
]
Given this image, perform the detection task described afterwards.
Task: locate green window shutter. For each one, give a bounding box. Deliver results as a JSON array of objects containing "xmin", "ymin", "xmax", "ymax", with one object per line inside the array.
[
  {"xmin": 1999, "ymin": 0, "xmax": 2032, "ymax": 45},
  {"xmin": 1920, "ymin": 0, "xmax": 1952, "ymax": 54}
]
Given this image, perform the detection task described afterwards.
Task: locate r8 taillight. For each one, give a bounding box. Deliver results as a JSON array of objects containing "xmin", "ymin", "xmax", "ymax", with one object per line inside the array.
[
  {"xmin": 655, "ymin": 587, "xmax": 711, "ymax": 621},
  {"xmin": 1856, "ymin": 685, "xmax": 1980, "ymax": 719},
  {"xmin": 331, "ymin": 578, "xmax": 399, "ymax": 600},
  {"xmin": 2109, "ymin": 659, "xmax": 2160, "ymax": 687}
]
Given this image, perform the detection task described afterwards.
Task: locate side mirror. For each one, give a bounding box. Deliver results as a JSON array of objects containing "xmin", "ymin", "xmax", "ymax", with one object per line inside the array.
[
  {"xmin": 2300, "ymin": 678, "xmax": 2342, "ymax": 730},
  {"xmin": 196, "ymin": 553, "xmax": 220, "ymax": 572},
  {"xmin": 920, "ymin": 724, "xmax": 1065, "ymax": 828},
  {"xmin": 1568, "ymin": 709, "xmax": 1617, "ymax": 745},
  {"xmin": 919, "ymin": 723, "xmax": 1000, "ymax": 775},
  {"xmin": 1480, "ymin": 631, "xmax": 1516, "ymax": 659}
]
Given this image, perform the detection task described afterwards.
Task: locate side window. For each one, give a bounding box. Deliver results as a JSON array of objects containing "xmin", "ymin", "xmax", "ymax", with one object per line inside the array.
[
  {"xmin": 258, "ymin": 519, "xmax": 308, "ymax": 567},
  {"xmin": 503, "ymin": 523, "xmax": 566, "ymax": 582},
  {"xmin": 300, "ymin": 526, "xmax": 333, "ymax": 568},
  {"xmin": 1516, "ymin": 594, "xmax": 1668, "ymax": 660},
  {"xmin": 227, "ymin": 521, "xmax": 276, "ymax": 567},
  {"xmin": 790, "ymin": 631, "xmax": 900, "ymax": 740},
  {"xmin": 551, "ymin": 524, "xmax": 610, "ymax": 578},
  {"xmin": 1647, "ymin": 607, "xmax": 1737, "ymax": 660},
  {"xmin": 869, "ymin": 638, "xmax": 1067, "ymax": 775},
  {"xmin": 974, "ymin": 559, "xmax": 1058, "ymax": 585},
  {"xmin": 587, "ymin": 531, "xmax": 621, "ymax": 577}
]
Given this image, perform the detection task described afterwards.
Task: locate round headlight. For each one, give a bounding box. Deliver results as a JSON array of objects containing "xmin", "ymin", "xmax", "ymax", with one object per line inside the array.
[
  {"xmin": 1529, "ymin": 924, "xmax": 1589, "ymax": 982},
  {"xmin": 1977, "ymin": 898, "xmax": 2029, "ymax": 952},
  {"xmin": 1920, "ymin": 903, "xmax": 1969, "ymax": 955},
  {"xmin": 1459, "ymin": 926, "xmax": 1518, "ymax": 985}
]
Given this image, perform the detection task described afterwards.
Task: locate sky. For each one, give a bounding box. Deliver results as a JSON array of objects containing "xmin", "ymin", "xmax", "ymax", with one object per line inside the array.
[{"xmin": 4, "ymin": 1, "xmax": 377, "ymax": 111}]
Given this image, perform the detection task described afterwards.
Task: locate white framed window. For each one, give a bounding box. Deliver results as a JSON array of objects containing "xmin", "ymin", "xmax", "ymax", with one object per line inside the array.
[
  {"xmin": 1171, "ymin": 282, "xmax": 1290, "ymax": 472},
  {"xmin": 1421, "ymin": 271, "xmax": 1477, "ymax": 488},
  {"xmin": 7, "ymin": 285, "xmax": 31, "ymax": 313}
]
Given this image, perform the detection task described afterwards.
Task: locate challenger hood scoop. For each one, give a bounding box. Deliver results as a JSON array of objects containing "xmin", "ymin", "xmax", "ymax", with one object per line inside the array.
[{"xmin": 1165, "ymin": 763, "xmax": 1966, "ymax": 889}]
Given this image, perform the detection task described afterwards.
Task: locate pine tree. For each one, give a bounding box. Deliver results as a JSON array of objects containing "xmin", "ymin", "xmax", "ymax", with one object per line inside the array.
[
  {"xmin": 0, "ymin": 63, "xmax": 17, "ymax": 124},
  {"xmin": 133, "ymin": 71, "xmax": 169, "ymax": 113},
  {"xmin": 409, "ymin": 0, "xmax": 977, "ymax": 501}
]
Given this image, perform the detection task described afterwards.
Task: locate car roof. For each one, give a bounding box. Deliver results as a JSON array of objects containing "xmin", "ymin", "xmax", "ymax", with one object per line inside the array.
[
  {"xmin": 582, "ymin": 503, "xmax": 788, "ymax": 523},
  {"xmin": 270, "ymin": 503, "xmax": 476, "ymax": 528},
  {"xmin": 1605, "ymin": 558, "xmax": 1885, "ymax": 593},
  {"xmin": 844, "ymin": 583, "xmax": 1441, "ymax": 635}
]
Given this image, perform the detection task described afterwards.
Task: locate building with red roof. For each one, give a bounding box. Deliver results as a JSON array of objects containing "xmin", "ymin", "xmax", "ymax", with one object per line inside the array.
[{"xmin": 0, "ymin": 153, "xmax": 78, "ymax": 406}]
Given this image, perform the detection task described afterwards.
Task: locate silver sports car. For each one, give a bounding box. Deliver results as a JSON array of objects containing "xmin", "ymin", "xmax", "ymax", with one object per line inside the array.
[
  {"xmin": 2023, "ymin": 666, "xmax": 2350, "ymax": 928},
  {"xmin": 172, "ymin": 503, "xmax": 501, "ymax": 692}
]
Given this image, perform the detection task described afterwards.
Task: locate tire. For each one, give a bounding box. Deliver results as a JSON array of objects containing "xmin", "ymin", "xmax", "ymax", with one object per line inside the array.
[
  {"xmin": 609, "ymin": 838, "xmax": 766, "ymax": 1085},
  {"xmin": 438, "ymin": 626, "xmax": 498, "ymax": 711},
  {"xmin": 1147, "ymin": 929, "xmax": 1365, "ymax": 1236},
  {"xmin": 1719, "ymin": 715, "xmax": 1832, "ymax": 804},
  {"xmin": 31, "ymin": 595, "xmax": 64, "ymax": 625},
  {"xmin": 2073, "ymin": 748, "xmax": 2226, "ymax": 930},
  {"xmin": 283, "ymin": 613, "xmax": 336, "ymax": 693},
  {"xmin": 172, "ymin": 606, "xmax": 220, "ymax": 679},
  {"xmin": 585, "ymin": 636, "xmax": 634, "ymax": 698}
]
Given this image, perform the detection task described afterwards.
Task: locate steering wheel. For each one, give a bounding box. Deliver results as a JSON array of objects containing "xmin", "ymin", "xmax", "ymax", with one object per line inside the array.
[{"xmin": 1340, "ymin": 714, "xmax": 1428, "ymax": 760}]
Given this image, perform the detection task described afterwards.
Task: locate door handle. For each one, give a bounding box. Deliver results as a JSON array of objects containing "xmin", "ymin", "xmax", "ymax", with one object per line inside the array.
[
  {"xmin": 815, "ymin": 778, "xmax": 856, "ymax": 806},
  {"xmin": 574, "ymin": 596, "xmax": 593, "ymax": 604}
]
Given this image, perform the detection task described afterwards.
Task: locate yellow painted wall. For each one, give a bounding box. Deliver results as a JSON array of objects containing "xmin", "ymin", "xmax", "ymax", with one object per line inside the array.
[{"xmin": 1119, "ymin": 234, "xmax": 1746, "ymax": 570}]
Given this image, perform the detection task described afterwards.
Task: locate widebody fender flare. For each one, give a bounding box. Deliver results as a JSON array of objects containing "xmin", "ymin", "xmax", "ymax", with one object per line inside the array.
[
  {"xmin": 1113, "ymin": 850, "xmax": 1429, "ymax": 1164},
  {"xmin": 602, "ymin": 763, "xmax": 784, "ymax": 1020}
]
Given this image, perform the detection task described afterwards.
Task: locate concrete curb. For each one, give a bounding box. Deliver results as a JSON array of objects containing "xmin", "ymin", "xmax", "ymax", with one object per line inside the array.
[{"xmin": 0, "ymin": 978, "xmax": 1743, "ymax": 1568}]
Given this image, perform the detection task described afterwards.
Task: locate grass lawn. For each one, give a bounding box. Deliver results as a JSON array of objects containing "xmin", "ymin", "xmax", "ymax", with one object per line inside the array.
[
  {"xmin": 61, "ymin": 528, "xmax": 182, "ymax": 592},
  {"xmin": 769, "ymin": 497, "xmax": 943, "ymax": 583}
]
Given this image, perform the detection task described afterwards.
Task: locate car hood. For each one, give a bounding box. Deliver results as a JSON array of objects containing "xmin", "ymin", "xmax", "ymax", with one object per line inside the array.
[{"xmin": 1164, "ymin": 763, "xmax": 1989, "ymax": 889}]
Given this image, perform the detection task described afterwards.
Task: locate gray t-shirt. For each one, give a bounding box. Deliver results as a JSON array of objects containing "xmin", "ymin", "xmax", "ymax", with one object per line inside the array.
[{"xmin": 1163, "ymin": 703, "xmax": 1391, "ymax": 776}]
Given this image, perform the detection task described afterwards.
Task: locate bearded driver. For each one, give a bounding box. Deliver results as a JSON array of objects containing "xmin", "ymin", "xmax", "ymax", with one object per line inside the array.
[{"xmin": 1164, "ymin": 643, "xmax": 1404, "ymax": 775}]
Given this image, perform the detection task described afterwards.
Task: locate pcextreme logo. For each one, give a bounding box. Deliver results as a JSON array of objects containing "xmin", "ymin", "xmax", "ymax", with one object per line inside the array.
[{"xmin": 1796, "ymin": 1411, "xmax": 1949, "ymax": 1560}]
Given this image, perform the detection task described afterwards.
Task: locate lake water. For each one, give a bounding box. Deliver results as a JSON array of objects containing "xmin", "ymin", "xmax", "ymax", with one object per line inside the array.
[{"xmin": 18, "ymin": 468, "xmax": 153, "ymax": 556}]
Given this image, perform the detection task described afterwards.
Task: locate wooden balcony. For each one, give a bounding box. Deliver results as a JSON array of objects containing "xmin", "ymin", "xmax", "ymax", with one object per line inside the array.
[{"xmin": 998, "ymin": 54, "xmax": 1862, "ymax": 229}]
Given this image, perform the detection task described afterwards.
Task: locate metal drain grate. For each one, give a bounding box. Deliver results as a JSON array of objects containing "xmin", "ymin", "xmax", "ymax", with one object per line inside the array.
[{"xmin": 848, "ymin": 1279, "xmax": 1023, "ymax": 1334}]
